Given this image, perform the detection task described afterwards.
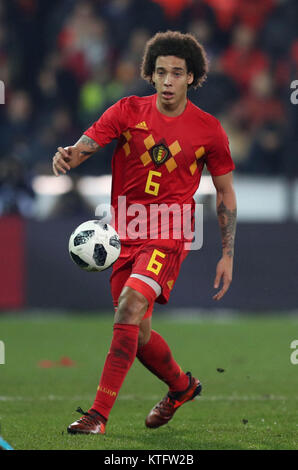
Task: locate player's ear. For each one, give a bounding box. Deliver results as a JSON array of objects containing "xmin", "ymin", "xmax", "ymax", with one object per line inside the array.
[
  {"xmin": 187, "ymin": 72, "xmax": 194, "ymax": 86},
  {"xmin": 151, "ymin": 72, "xmax": 156, "ymax": 87}
]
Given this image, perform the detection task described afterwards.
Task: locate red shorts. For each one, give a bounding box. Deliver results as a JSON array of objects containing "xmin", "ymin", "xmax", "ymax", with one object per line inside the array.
[{"xmin": 110, "ymin": 239, "xmax": 189, "ymax": 318}]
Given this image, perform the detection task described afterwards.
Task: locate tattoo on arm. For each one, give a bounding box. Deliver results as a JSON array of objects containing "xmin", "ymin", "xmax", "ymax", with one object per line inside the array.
[
  {"xmin": 77, "ymin": 135, "xmax": 99, "ymax": 157},
  {"xmin": 217, "ymin": 201, "xmax": 237, "ymax": 257}
]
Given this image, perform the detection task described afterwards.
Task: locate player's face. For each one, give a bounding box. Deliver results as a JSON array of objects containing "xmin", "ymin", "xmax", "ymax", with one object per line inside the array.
[{"xmin": 152, "ymin": 56, "xmax": 194, "ymax": 116}]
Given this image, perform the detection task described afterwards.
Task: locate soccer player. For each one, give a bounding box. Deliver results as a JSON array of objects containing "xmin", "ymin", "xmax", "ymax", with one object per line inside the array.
[{"xmin": 52, "ymin": 31, "xmax": 237, "ymax": 435}]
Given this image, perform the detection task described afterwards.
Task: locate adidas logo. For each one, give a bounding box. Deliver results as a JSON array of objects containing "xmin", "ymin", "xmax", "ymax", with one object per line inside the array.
[{"xmin": 135, "ymin": 121, "xmax": 148, "ymax": 130}]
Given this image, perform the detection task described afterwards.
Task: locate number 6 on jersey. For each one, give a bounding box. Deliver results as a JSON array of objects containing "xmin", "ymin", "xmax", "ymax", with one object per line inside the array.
[{"xmin": 145, "ymin": 170, "xmax": 162, "ymax": 196}]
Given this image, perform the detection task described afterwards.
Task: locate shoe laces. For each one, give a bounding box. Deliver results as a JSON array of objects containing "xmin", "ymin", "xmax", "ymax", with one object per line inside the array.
[
  {"xmin": 75, "ymin": 407, "xmax": 100, "ymax": 427},
  {"xmin": 155, "ymin": 395, "xmax": 177, "ymax": 415}
]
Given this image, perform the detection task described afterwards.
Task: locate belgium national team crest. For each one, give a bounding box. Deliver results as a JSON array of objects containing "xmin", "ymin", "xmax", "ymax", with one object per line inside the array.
[{"xmin": 150, "ymin": 143, "xmax": 170, "ymax": 167}]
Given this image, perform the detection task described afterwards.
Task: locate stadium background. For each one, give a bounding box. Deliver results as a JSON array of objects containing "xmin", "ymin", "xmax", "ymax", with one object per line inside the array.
[
  {"xmin": 0, "ymin": 0, "xmax": 297, "ymax": 313},
  {"xmin": 0, "ymin": 0, "xmax": 298, "ymax": 453}
]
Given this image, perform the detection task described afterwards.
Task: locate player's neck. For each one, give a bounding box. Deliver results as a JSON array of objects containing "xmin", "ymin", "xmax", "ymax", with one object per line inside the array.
[{"xmin": 156, "ymin": 95, "xmax": 188, "ymax": 117}]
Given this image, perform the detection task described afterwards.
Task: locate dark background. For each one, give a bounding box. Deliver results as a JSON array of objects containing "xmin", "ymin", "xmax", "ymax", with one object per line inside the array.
[{"xmin": 0, "ymin": 0, "xmax": 297, "ymax": 313}]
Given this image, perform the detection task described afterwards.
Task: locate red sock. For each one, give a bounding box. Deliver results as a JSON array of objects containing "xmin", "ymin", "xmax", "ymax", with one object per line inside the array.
[
  {"xmin": 91, "ymin": 323, "xmax": 139, "ymax": 420},
  {"xmin": 137, "ymin": 330, "xmax": 189, "ymax": 393}
]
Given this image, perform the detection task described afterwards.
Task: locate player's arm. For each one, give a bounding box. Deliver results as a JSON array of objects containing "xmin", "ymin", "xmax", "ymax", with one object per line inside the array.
[
  {"xmin": 52, "ymin": 135, "xmax": 100, "ymax": 176},
  {"xmin": 212, "ymin": 171, "xmax": 237, "ymax": 301}
]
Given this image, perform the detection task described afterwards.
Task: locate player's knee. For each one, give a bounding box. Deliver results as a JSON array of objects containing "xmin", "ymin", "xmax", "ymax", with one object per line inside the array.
[
  {"xmin": 116, "ymin": 287, "xmax": 148, "ymax": 325},
  {"xmin": 137, "ymin": 316, "xmax": 152, "ymax": 347},
  {"xmin": 138, "ymin": 327, "xmax": 151, "ymax": 347}
]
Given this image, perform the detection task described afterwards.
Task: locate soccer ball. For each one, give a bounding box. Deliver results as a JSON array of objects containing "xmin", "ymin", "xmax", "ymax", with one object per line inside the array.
[{"xmin": 68, "ymin": 220, "xmax": 121, "ymax": 272}]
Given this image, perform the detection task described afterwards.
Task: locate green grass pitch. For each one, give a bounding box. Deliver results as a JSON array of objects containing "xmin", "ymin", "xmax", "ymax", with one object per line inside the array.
[{"xmin": 0, "ymin": 312, "xmax": 297, "ymax": 450}]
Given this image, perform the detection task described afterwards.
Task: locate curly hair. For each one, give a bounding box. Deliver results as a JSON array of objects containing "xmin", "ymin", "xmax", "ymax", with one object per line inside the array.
[{"xmin": 141, "ymin": 31, "xmax": 208, "ymax": 89}]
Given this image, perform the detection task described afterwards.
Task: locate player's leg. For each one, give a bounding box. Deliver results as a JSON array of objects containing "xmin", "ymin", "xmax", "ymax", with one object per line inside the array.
[
  {"xmin": 88, "ymin": 272, "xmax": 170, "ymax": 429},
  {"xmin": 89, "ymin": 285, "xmax": 152, "ymax": 419},
  {"xmin": 124, "ymin": 276, "xmax": 191, "ymax": 392},
  {"xmin": 125, "ymin": 273, "xmax": 191, "ymax": 393},
  {"xmin": 67, "ymin": 285, "xmax": 152, "ymax": 435},
  {"xmin": 124, "ymin": 289, "xmax": 201, "ymax": 426},
  {"xmin": 67, "ymin": 264, "xmax": 160, "ymax": 435},
  {"xmin": 129, "ymin": 242, "xmax": 190, "ymax": 392},
  {"xmin": 137, "ymin": 329, "xmax": 190, "ymax": 392},
  {"xmin": 111, "ymin": 271, "xmax": 191, "ymax": 394},
  {"xmin": 137, "ymin": 318, "xmax": 202, "ymax": 429},
  {"xmin": 138, "ymin": 316, "xmax": 152, "ymax": 348},
  {"xmin": 131, "ymin": 242, "xmax": 202, "ymax": 428},
  {"xmin": 67, "ymin": 246, "xmax": 145, "ymax": 434}
]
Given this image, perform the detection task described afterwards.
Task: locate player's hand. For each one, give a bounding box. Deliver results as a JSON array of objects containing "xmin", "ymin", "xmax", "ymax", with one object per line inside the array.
[
  {"xmin": 213, "ymin": 256, "xmax": 233, "ymax": 301},
  {"xmin": 52, "ymin": 146, "xmax": 72, "ymax": 176},
  {"xmin": 52, "ymin": 146, "xmax": 81, "ymax": 176}
]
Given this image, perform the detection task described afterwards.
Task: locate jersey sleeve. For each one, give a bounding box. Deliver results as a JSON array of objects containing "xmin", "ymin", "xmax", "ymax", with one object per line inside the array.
[
  {"xmin": 205, "ymin": 120, "xmax": 235, "ymax": 176},
  {"xmin": 83, "ymin": 98, "xmax": 127, "ymax": 147}
]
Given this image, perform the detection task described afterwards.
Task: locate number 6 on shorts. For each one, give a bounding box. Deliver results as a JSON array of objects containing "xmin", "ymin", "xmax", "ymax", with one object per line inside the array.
[{"xmin": 146, "ymin": 249, "xmax": 166, "ymax": 276}]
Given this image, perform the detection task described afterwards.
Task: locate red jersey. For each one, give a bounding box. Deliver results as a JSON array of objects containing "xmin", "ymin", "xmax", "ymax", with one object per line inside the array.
[{"xmin": 84, "ymin": 94, "xmax": 235, "ymax": 243}]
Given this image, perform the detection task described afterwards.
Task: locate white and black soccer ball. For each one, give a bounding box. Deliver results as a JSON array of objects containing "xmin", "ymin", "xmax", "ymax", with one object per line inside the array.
[{"xmin": 68, "ymin": 220, "xmax": 121, "ymax": 272}]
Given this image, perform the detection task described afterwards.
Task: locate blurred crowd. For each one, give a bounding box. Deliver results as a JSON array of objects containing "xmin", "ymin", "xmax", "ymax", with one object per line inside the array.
[{"xmin": 0, "ymin": 0, "xmax": 297, "ymax": 217}]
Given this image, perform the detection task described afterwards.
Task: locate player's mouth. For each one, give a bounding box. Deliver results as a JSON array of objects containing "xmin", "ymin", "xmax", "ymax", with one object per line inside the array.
[{"xmin": 162, "ymin": 91, "xmax": 174, "ymax": 100}]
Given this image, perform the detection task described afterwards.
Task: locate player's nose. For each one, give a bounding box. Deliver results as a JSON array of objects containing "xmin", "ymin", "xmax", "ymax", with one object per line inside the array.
[{"xmin": 164, "ymin": 73, "xmax": 172, "ymax": 86}]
